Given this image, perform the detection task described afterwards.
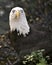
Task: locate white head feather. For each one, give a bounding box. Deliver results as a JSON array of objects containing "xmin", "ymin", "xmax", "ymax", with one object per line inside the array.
[{"xmin": 9, "ymin": 7, "xmax": 30, "ymax": 37}]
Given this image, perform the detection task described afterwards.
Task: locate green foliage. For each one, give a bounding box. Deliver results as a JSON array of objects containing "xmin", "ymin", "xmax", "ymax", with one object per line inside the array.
[{"xmin": 22, "ymin": 49, "xmax": 49, "ymax": 65}]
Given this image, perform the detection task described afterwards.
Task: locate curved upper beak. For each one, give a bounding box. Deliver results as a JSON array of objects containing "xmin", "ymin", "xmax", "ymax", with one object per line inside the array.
[{"xmin": 15, "ymin": 11, "xmax": 20, "ymax": 18}]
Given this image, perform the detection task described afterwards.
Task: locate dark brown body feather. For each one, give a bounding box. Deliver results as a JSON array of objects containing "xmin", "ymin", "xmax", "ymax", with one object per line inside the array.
[{"xmin": 7, "ymin": 22, "xmax": 52, "ymax": 58}]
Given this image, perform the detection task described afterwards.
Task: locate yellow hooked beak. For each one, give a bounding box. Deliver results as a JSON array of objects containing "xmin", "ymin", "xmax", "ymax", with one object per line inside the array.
[{"xmin": 15, "ymin": 11, "xmax": 20, "ymax": 19}]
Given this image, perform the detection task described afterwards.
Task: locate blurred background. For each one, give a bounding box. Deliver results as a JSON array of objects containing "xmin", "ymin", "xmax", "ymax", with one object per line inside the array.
[{"xmin": 0, "ymin": 0, "xmax": 52, "ymax": 34}]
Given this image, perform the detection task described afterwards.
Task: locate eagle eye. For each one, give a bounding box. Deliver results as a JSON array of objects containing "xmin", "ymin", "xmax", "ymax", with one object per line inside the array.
[
  {"xmin": 12, "ymin": 10, "xmax": 15, "ymax": 13},
  {"xmin": 20, "ymin": 10, "xmax": 23, "ymax": 13}
]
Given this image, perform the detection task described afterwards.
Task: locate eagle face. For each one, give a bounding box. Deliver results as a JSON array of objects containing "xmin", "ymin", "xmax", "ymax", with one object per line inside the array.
[
  {"xmin": 9, "ymin": 7, "xmax": 30, "ymax": 37},
  {"xmin": 9, "ymin": 7, "xmax": 24, "ymax": 20}
]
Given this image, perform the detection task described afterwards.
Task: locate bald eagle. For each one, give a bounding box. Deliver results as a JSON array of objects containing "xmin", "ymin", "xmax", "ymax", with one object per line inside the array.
[
  {"xmin": 9, "ymin": 7, "xmax": 30, "ymax": 37},
  {"xmin": 8, "ymin": 7, "xmax": 52, "ymax": 57}
]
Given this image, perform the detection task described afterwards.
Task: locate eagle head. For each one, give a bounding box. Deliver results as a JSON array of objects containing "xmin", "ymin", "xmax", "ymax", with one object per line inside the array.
[{"xmin": 9, "ymin": 7, "xmax": 30, "ymax": 37}]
